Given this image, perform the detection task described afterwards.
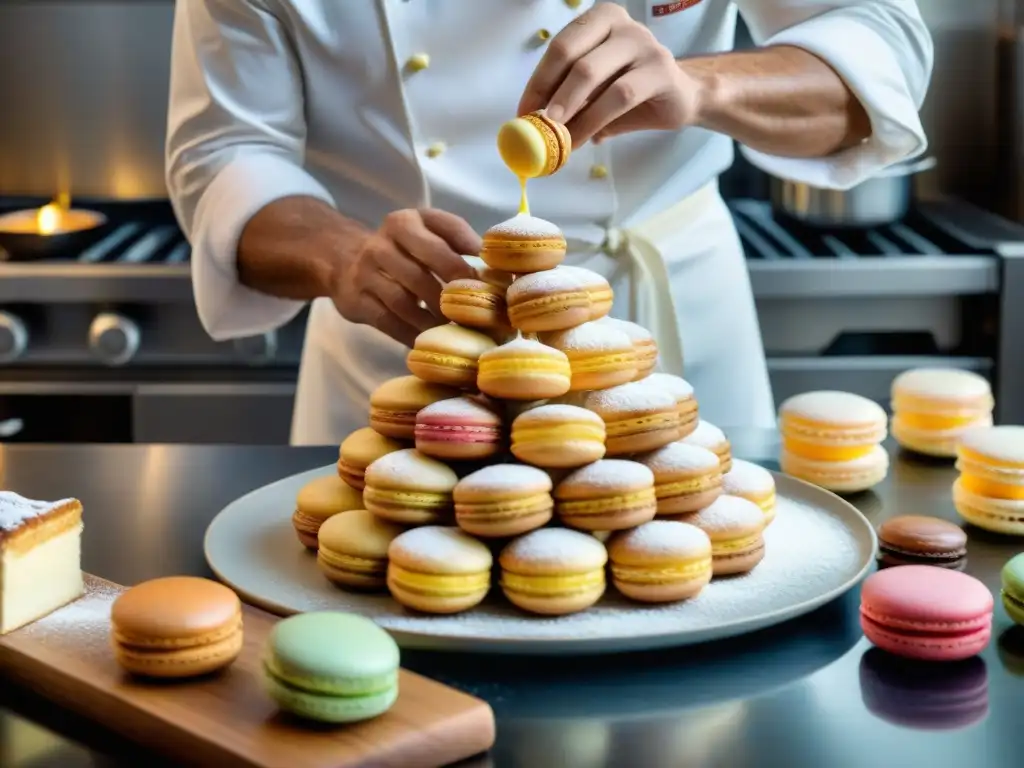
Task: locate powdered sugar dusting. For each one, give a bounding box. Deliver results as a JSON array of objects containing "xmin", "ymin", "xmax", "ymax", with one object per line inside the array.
[
  {"xmin": 723, "ymin": 460, "xmax": 775, "ymax": 495},
  {"xmin": 610, "ymin": 520, "xmax": 710, "ymax": 558},
  {"xmin": 553, "ymin": 265, "xmax": 610, "ymax": 290},
  {"xmin": 514, "ymin": 404, "xmax": 603, "ymax": 426},
  {"xmin": 598, "ymin": 317, "xmax": 652, "ymax": 342},
  {"xmin": 0, "ymin": 492, "xmax": 75, "ymax": 532},
  {"xmin": 543, "ymin": 322, "xmax": 632, "ymax": 353},
  {"xmin": 456, "ymin": 464, "xmax": 552, "ymax": 493},
  {"xmin": 639, "ymin": 443, "xmax": 720, "ymax": 474},
  {"xmin": 506, "ymin": 270, "xmax": 590, "ymax": 303},
  {"xmin": 780, "ymin": 390, "xmax": 886, "ymax": 425},
  {"xmin": 18, "ymin": 577, "xmax": 120, "ymax": 653},
  {"xmin": 389, "ymin": 526, "xmax": 492, "ymax": 571},
  {"xmin": 586, "ymin": 381, "xmax": 675, "ymax": 414},
  {"xmin": 558, "ymin": 459, "xmax": 654, "ymax": 492},
  {"xmin": 646, "ymin": 373, "xmax": 694, "ymax": 400},
  {"xmin": 418, "ymin": 397, "xmax": 499, "ymax": 422},
  {"xmin": 680, "ymin": 495, "xmax": 765, "ymax": 534},
  {"xmin": 483, "ymin": 336, "xmax": 566, "ymax": 358},
  {"xmin": 683, "ymin": 420, "xmax": 727, "ymax": 449},
  {"xmin": 486, "ymin": 214, "xmax": 564, "ymax": 238},
  {"xmin": 365, "ymin": 449, "xmax": 458, "ymax": 490},
  {"xmin": 501, "ymin": 528, "xmax": 607, "ymax": 569}
]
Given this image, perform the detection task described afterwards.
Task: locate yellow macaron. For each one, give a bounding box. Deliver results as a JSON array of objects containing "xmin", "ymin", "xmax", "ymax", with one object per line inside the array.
[
  {"xmin": 363, "ymin": 449, "xmax": 458, "ymax": 525},
  {"xmin": 499, "ymin": 528, "xmax": 607, "ymax": 616},
  {"xmin": 317, "ymin": 509, "xmax": 406, "ymax": 591},
  {"xmin": 555, "ymin": 459, "xmax": 658, "ymax": 531},
  {"xmin": 954, "ymin": 425, "xmax": 1024, "ymax": 535},
  {"xmin": 638, "ymin": 443, "xmax": 724, "ymax": 515},
  {"xmin": 891, "ymin": 368, "xmax": 994, "ymax": 457},
  {"xmin": 680, "ymin": 419, "xmax": 732, "ymax": 472},
  {"xmin": 722, "ymin": 459, "xmax": 778, "ymax": 526},
  {"xmin": 477, "ymin": 336, "xmax": 571, "ymax": 400},
  {"xmin": 337, "ymin": 427, "xmax": 406, "ymax": 490},
  {"xmin": 387, "ymin": 526, "xmax": 493, "ymax": 614},
  {"xmin": 407, "ymin": 324, "xmax": 497, "ymax": 389},
  {"xmin": 676, "ymin": 495, "xmax": 766, "ymax": 576},
  {"xmin": 511, "ymin": 404, "xmax": 606, "ymax": 468},
  {"xmin": 555, "ymin": 266, "xmax": 613, "ymax": 321},
  {"xmin": 541, "ymin": 320, "xmax": 637, "ymax": 391},
  {"xmin": 608, "ymin": 520, "xmax": 713, "ymax": 603},
  {"xmin": 645, "ymin": 373, "xmax": 699, "ymax": 439},
  {"xmin": 292, "ymin": 474, "xmax": 365, "ymax": 550}
]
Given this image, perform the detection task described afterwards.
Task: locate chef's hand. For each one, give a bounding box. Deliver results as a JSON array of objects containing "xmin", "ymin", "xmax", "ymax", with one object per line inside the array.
[
  {"xmin": 331, "ymin": 209, "xmax": 479, "ymax": 348},
  {"xmin": 518, "ymin": 3, "xmax": 697, "ymax": 146}
]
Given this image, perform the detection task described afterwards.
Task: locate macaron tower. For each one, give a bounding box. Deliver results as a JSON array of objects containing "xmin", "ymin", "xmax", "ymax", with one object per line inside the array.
[{"xmin": 315, "ymin": 110, "xmax": 769, "ymax": 618}]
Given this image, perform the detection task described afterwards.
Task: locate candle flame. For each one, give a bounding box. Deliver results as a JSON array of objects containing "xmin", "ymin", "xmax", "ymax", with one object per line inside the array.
[{"xmin": 36, "ymin": 203, "xmax": 62, "ymax": 235}]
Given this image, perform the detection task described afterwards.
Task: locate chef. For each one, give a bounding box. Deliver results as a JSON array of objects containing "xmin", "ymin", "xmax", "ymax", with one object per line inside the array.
[{"xmin": 166, "ymin": 1, "xmax": 931, "ymax": 445}]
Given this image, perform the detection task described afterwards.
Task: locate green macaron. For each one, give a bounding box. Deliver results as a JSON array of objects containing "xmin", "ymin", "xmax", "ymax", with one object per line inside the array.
[
  {"xmin": 1001, "ymin": 553, "xmax": 1024, "ymax": 626},
  {"xmin": 264, "ymin": 612, "xmax": 400, "ymax": 723}
]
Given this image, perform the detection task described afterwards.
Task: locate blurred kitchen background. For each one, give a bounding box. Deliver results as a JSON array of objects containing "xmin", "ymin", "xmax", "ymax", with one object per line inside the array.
[{"xmin": 0, "ymin": 0, "xmax": 1021, "ymax": 444}]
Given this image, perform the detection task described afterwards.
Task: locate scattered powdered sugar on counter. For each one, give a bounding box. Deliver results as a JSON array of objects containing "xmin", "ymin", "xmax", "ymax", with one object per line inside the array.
[
  {"xmin": 18, "ymin": 578, "xmax": 121, "ymax": 651},
  {"xmin": 0, "ymin": 492, "xmax": 74, "ymax": 532}
]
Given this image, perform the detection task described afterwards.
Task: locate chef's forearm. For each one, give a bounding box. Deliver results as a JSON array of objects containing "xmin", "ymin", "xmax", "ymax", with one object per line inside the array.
[
  {"xmin": 236, "ymin": 196, "xmax": 367, "ymax": 300},
  {"xmin": 680, "ymin": 45, "xmax": 871, "ymax": 158}
]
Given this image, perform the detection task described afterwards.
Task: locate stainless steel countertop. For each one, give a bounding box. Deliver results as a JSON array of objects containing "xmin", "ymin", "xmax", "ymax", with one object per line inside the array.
[{"xmin": 1, "ymin": 433, "xmax": 1023, "ymax": 768}]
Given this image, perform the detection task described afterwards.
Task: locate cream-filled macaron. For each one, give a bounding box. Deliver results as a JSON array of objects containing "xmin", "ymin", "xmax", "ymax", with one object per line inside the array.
[
  {"xmin": 638, "ymin": 443, "xmax": 724, "ymax": 515},
  {"xmin": 337, "ymin": 427, "xmax": 406, "ymax": 490},
  {"xmin": 363, "ymin": 449, "xmax": 458, "ymax": 525},
  {"xmin": 541, "ymin": 321, "xmax": 637, "ymax": 391},
  {"xmin": 891, "ymin": 368, "xmax": 994, "ymax": 457},
  {"xmin": 680, "ymin": 420, "xmax": 732, "ymax": 472},
  {"xmin": 387, "ymin": 526, "xmax": 493, "ymax": 614},
  {"xmin": 608, "ymin": 520, "xmax": 713, "ymax": 603},
  {"xmin": 293, "ymin": 475, "xmax": 364, "ymax": 550},
  {"xmin": 722, "ymin": 459, "xmax": 777, "ymax": 525},
  {"xmin": 317, "ymin": 509, "xmax": 406, "ymax": 590},
  {"xmin": 645, "ymin": 373, "xmax": 699, "ymax": 439},
  {"xmin": 597, "ymin": 317, "xmax": 658, "ymax": 379},
  {"xmin": 407, "ymin": 324, "xmax": 497, "ymax": 389},
  {"xmin": 675, "ymin": 495, "xmax": 766, "ymax": 576},
  {"xmin": 499, "ymin": 528, "xmax": 607, "ymax": 615}
]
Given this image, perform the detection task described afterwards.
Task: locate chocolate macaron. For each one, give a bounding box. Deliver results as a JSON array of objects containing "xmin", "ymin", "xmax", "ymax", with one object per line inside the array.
[{"xmin": 877, "ymin": 515, "xmax": 968, "ymax": 570}]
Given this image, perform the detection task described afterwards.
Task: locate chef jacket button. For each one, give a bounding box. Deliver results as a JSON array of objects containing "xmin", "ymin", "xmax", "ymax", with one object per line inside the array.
[
  {"xmin": 564, "ymin": 0, "xmax": 582, "ymax": 7},
  {"xmin": 590, "ymin": 164, "xmax": 609, "ymax": 179},
  {"xmin": 426, "ymin": 142, "xmax": 446, "ymax": 158},
  {"xmin": 534, "ymin": 29, "xmax": 552, "ymax": 43},
  {"xmin": 406, "ymin": 53, "xmax": 430, "ymax": 73}
]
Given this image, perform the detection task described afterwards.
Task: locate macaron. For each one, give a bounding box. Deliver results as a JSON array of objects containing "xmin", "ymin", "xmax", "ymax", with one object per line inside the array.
[
  {"xmin": 414, "ymin": 397, "xmax": 504, "ymax": 461},
  {"xmin": 1001, "ymin": 553, "xmax": 1024, "ymax": 625},
  {"xmin": 607, "ymin": 520, "xmax": 712, "ymax": 603},
  {"xmin": 477, "ymin": 336, "xmax": 571, "ymax": 400},
  {"xmin": 555, "ymin": 459, "xmax": 658, "ymax": 531},
  {"xmin": 891, "ymin": 368, "xmax": 994, "ymax": 457},
  {"xmin": 363, "ymin": 449, "xmax": 458, "ymax": 525},
  {"xmin": 369, "ymin": 375, "xmax": 460, "ymax": 440},
  {"xmin": 506, "ymin": 269, "xmax": 592, "ymax": 333},
  {"xmin": 317, "ymin": 509, "xmax": 406, "ymax": 590},
  {"xmin": 876, "ymin": 515, "xmax": 968, "ymax": 570},
  {"xmin": 953, "ymin": 425, "xmax": 1024, "ymax": 535},
  {"xmin": 454, "ymin": 464, "xmax": 553, "ymax": 537},
  {"xmin": 480, "ymin": 214, "xmax": 567, "ymax": 274},
  {"xmin": 676, "ymin": 495, "xmax": 766, "ymax": 576},
  {"xmin": 645, "ymin": 373, "xmax": 699, "ymax": 439},
  {"xmin": 597, "ymin": 317, "xmax": 658, "ymax": 379},
  {"xmin": 263, "ymin": 612, "xmax": 399, "ymax": 723},
  {"xmin": 585, "ymin": 381, "xmax": 680, "ymax": 456},
  {"xmin": 497, "ymin": 110, "xmax": 572, "ymax": 179},
  {"xmin": 556, "ymin": 265, "xmax": 613, "ymax": 321},
  {"xmin": 499, "ymin": 528, "xmax": 607, "ymax": 615},
  {"xmin": 440, "ymin": 278, "xmax": 508, "ymax": 330},
  {"xmin": 463, "ymin": 255, "xmax": 515, "ymax": 291},
  {"xmin": 779, "ymin": 391, "xmax": 889, "ymax": 493},
  {"xmin": 510, "ymin": 404, "xmax": 606, "ymax": 468},
  {"xmin": 860, "ymin": 565, "xmax": 993, "ymax": 661},
  {"xmin": 541, "ymin": 321, "xmax": 637, "ymax": 391},
  {"xmin": 721, "ymin": 459, "xmax": 777, "ymax": 526},
  {"xmin": 406, "ymin": 324, "xmax": 497, "ymax": 389},
  {"xmin": 293, "ymin": 474, "xmax": 365, "ymax": 549},
  {"xmin": 110, "ymin": 576, "xmax": 243, "ymax": 679},
  {"xmin": 387, "ymin": 526, "xmax": 493, "ymax": 613},
  {"xmin": 680, "ymin": 419, "xmax": 731, "ymax": 472},
  {"xmin": 337, "ymin": 427, "xmax": 405, "ymax": 490},
  {"xmin": 638, "ymin": 443, "xmax": 723, "ymax": 515}
]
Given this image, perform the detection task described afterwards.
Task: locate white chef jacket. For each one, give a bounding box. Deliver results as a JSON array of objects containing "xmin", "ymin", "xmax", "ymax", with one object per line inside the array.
[{"xmin": 166, "ymin": 0, "xmax": 932, "ymax": 446}]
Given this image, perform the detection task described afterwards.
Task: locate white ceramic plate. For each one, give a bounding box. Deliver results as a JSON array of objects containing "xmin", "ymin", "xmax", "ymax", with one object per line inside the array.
[{"xmin": 205, "ymin": 465, "xmax": 877, "ymax": 655}]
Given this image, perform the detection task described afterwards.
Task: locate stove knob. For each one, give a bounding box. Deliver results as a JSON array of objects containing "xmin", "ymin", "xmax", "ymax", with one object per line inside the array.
[
  {"xmin": 233, "ymin": 331, "xmax": 278, "ymax": 365},
  {"xmin": 88, "ymin": 313, "xmax": 140, "ymax": 366},
  {"xmin": 0, "ymin": 311, "xmax": 28, "ymax": 363}
]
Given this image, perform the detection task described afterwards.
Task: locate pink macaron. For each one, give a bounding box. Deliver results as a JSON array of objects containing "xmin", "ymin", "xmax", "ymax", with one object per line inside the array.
[
  {"xmin": 414, "ymin": 397, "xmax": 504, "ymax": 461},
  {"xmin": 860, "ymin": 565, "xmax": 993, "ymax": 662}
]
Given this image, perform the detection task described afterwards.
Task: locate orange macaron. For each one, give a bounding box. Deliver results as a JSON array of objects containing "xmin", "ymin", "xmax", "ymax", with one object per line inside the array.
[
  {"xmin": 506, "ymin": 269, "xmax": 592, "ymax": 333},
  {"xmin": 585, "ymin": 381, "xmax": 680, "ymax": 456},
  {"xmin": 555, "ymin": 459, "xmax": 658, "ymax": 531},
  {"xmin": 454, "ymin": 464, "xmax": 554, "ymax": 537},
  {"xmin": 541, "ymin": 320, "xmax": 637, "ymax": 391},
  {"xmin": 407, "ymin": 324, "xmax": 497, "ymax": 389},
  {"xmin": 597, "ymin": 317, "xmax": 658, "ymax": 379},
  {"xmin": 480, "ymin": 214, "xmax": 567, "ymax": 274},
  {"xmin": 337, "ymin": 427, "xmax": 405, "ymax": 490},
  {"xmin": 556, "ymin": 266, "xmax": 613, "ymax": 321},
  {"xmin": 292, "ymin": 474, "xmax": 365, "ymax": 549},
  {"xmin": 440, "ymin": 278, "xmax": 508, "ymax": 330},
  {"xmin": 369, "ymin": 376, "xmax": 460, "ymax": 440}
]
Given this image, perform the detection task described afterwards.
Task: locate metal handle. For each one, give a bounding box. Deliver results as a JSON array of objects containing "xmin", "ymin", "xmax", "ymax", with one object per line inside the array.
[
  {"xmin": 88, "ymin": 312, "xmax": 140, "ymax": 367},
  {"xmin": 0, "ymin": 418, "xmax": 23, "ymax": 438}
]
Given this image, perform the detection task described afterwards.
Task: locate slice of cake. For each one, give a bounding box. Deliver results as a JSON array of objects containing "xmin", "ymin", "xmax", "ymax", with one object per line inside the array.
[{"xmin": 0, "ymin": 492, "xmax": 84, "ymax": 634}]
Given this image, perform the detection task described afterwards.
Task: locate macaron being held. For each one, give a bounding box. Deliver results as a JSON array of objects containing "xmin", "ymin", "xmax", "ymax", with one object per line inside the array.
[
  {"xmin": 454, "ymin": 464, "xmax": 553, "ymax": 537},
  {"xmin": 407, "ymin": 324, "xmax": 497, "ymax": 389},
  {"xmin": 598, "ymin": 318, "xmax": 658, "ymax": 379},
  {"xmin": 608, "ymin": 521, "xmax": 713, "ymax": 603},
  {"xmin": 440, "ymin": 278, "xmax": 508, "ymax": 330},
  {"xmin": 506, "ymin": 269, "xmax": 592, "ymax": 333},
  {"xmin": 638, "ymin": 443, "xmax": 723, "ymax": 515},
  {"xmin": 477, "ymin": 336, "xmax": 571, "ymax": 400},
  {"xmin": 860, "ymin": 566, "xmax": 993, "ymax": 661},
  {"xmin": 414, "ymin": 397, "xmax": 504, "ymax": 461},
  {"xmin": 876, "ymin": 515, "xmax": 968, "ymax": 570},
  {"xmin": 111, "ymin": 577, "xmax": 243, "ymax": 679},
  {"xmin": 677, "ymin": 495, "xmax": 765, "ymax": 576},
  {"xmin": 891, "ymin": 368, "xmax": 994, "ymax": 457},
  {"xmin": 370, "ymin": 376, "xmax": 460, "ymax": 440},
  {"xmin": 317, "ymin": 509, "xmax": 406, "ymax": 590},
  {"xmin": 263, "ymin": 612, "xmax": 399, "ymax": 723},
  {"xmin": 680, "ymin": 420, "xmax": 731, "ymax": 471},
  {"xmin": 722, "ymin": 459, "xmax": 777, "ymax": 525},
  {"xmin": 387, "ymin": 526, "xmax": 493, "ymax": 613},
  {"xmin": 541, "ymin": 321, "xmax": 637, "ymax": 391},
  {"xmin": 585, "ymin": 381, "xmax": 680, "ymax": 456},
  {"xmin": 293, "ymin": 474, "xmax": 365, "ymax": 550},
  {"xmin": 555, "ymin": 459, "xmax": 657, "ymax": 531},
  {"xmin": 481, "ymin": 214, "xmax": 567, "ymax": 274},
  {"xmin": 953, "ymin": 426, "xmax": 1024, "ymax": 535},
  {"xmin": 499, "ymin": 528, "xmax": 607, "ymax": 615},
  {"xmin": 338, "ymin": 427, "xmax": 405, "ymax": 490},
  {"xmin": 497, "ymin": 110, "xmax": 572, "ymax": 180},
  {"xmin": 511, "ymin": 404, "xmax": 606, "ymax": 468},
  {"xmin": 363, "ymin": 449, "xmax": 458, "ymax": 525}
]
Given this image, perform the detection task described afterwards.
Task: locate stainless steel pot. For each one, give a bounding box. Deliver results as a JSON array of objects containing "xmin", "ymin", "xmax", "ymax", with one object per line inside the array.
[{"xmin": 769, "ymin": 156, "xmax": 937, "ymax": 228}]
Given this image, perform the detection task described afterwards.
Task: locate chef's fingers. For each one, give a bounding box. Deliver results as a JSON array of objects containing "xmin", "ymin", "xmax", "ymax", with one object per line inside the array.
[
  {"xmin": 517, "ymin": 5, "xmax": 621, "ymax": 118},
  {"xmin": 385, "ymin": 210, "xmax": 476, "ymax": 283},
  {"xmin": 360, "ymin": 294, "xmax": 422, "ymax": 349},
  {"xmin": 418, "ymin": 209, "xmax": 483, "ymax": 267},
  {"xmin": 544, "ymin": 35, "xmax": 636, "ymax": 127},
  {"xmin": 375, "ymin": 242, "xmax": 445, "ymax": 317},
  {"xmin": 567, "ymin": 68, "xmax": 654, "ymax": 147},
  {"xmin": 366, "ymin": 270, "xmax": 437, "ymax": 335}
]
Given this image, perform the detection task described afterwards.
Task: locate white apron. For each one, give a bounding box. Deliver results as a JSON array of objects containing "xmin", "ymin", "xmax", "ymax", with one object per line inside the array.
[{"xmin": 290, "ymin": 180, "xmax": 775, "ymax": 445}]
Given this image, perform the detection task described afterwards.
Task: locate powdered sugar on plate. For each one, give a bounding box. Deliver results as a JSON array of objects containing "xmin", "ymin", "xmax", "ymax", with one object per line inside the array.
[
  {"xmin": 0, "ymin": 492, "xmax": 75, "ymax": 532},
  {"xmin": 485, "ymin": 214, "xmax": 564, "ymax": 239}
]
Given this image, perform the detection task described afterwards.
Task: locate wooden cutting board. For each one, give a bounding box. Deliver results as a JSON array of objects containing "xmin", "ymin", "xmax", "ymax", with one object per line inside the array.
[{"xmin": 0, "ymin": 575, "xmax": 495, "ymax": 768}]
